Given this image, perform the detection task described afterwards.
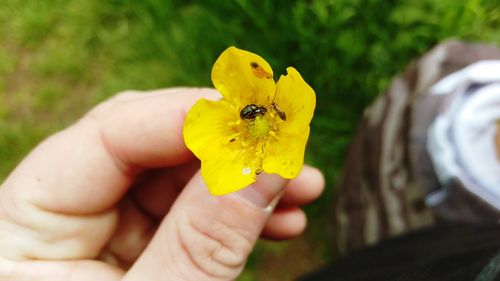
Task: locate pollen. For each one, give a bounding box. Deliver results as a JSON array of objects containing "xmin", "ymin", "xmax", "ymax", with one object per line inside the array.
[{"xmin": 247, "ymin": 115, "xmax": 273, "ymax": 139}]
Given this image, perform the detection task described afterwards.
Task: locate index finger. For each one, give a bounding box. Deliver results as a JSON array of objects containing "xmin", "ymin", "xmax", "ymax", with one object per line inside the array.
[{"xmin": 0, "ymin": 88, "xmax": 220, "ymax": 215}]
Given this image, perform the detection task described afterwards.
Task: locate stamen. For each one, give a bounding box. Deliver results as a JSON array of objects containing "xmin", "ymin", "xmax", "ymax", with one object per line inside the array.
[
  {"xmin": 268, "ymin": 130, "xmax": 279, "ymax": 140},
  {"xmin": 224, "ymin": 132, "xmax": 242, "ymax": 144}
]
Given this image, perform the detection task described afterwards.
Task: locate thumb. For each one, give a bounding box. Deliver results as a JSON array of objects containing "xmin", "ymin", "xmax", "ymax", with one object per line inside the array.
[{"xmin": 123, "ymin": 171, "xmax": 287, "ymax": 281}]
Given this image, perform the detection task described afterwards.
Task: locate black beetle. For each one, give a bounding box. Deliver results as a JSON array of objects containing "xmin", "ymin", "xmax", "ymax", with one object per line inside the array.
[{"xmin": 240, "ymin": 104, "xmax": 267, "ymax": 119}]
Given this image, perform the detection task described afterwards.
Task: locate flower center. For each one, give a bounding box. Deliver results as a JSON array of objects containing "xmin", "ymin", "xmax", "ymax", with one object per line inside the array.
[
  {"xmin": 225, "ymin": 105, "xmax": 284, "ymax": 150},
  {"xmin": 248, "ymin": 115, "xmax": 273, "ymax": 139}
]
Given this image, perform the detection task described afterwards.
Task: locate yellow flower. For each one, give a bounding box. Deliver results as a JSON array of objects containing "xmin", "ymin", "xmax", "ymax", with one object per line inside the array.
[{"xmin": 183, "ymin": 47, "xmax": 315, "ymax": 195}]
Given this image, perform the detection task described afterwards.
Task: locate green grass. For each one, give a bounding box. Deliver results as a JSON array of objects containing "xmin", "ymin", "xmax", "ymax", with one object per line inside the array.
[{"xmin": 1, "ymin": 0, "xmax": 500, "ymax": 279}]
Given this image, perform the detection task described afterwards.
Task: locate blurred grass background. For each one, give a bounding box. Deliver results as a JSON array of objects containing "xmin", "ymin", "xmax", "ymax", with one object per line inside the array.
[{"xmin": 1, "ymin": 0, "xmax": 499, "ymax": 279}]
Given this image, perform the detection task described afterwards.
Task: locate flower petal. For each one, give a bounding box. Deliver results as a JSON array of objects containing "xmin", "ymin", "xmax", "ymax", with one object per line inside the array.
[
  {"xmin": 183, "ymin": 98, "xmax": 260, "ymax": 195},
  {"xmin": 274, "ymin": 67, "xmax": 316, "ymax": 130},
  {"xmin": 212, "ymin": 46, "xmax": 276, "ymax": 107},
  {"xmin": 200, "ymin": 149, "xmax": 259, "ymax": 195},
  {"xmin": 262, "ymin": 67, "xmax": 316, "ymax": 179},
  {"xmin": 262, "ymin": 126, "xmax": 310, "ymax": 179}
]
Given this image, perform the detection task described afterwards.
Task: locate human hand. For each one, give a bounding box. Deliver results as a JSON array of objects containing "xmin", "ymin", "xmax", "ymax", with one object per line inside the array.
[{"xmin": 0, "ymin": 88, "xmax": 324, "ymax": 281}]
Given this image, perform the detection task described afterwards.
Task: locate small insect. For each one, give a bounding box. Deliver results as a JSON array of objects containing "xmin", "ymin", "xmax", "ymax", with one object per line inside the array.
[
  {"xmin": 250, "ymin": 62, "xmax": 272, "ymax": 79},
  {"xmin": 271, "ymin": 102, "xmax": 286, "ymax": 121},
  {"xmin": 240, "ymin": 104, "xmax": 267, "ymax": 119}
]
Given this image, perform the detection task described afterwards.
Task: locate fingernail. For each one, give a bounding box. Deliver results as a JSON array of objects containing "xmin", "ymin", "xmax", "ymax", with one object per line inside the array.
[
  {"xmin": 262, "ymin": 189, "xmax": 285, "ymax": 214},
  {"xmin": 231, "ymin": 173, "xmax": 287, "ymax": 209}
]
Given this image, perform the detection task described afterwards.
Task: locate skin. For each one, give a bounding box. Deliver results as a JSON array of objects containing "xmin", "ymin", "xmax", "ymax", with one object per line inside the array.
[{"xmin": 0, "ymin": 88, "xmax": 324, "ymax": 281}]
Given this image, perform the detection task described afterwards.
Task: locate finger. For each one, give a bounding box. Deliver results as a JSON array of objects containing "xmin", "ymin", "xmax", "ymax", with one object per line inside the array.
[
  {"xmin": 123, "ymin": 163, "xmax": 317, "ymax": 256},
  {"xmin": 101, "ymin": 197, "xmax": 156, "ymax": 269},
  {"xmin": 3, "ymin": 259, "xmax": 124, "ymax": 281},
  {"xmin": 123, "ymin": 172, "xmax": 288, "ymax": 281},
  {"xmin": 261, "ymin": 207, "xmax": 307, "ymax": 240},
  {"xmin": 100, "ymin": 161, "xmax": 199, "ymax": 269},
  {"xmin": 1, "ymin": 88, "xmax": 220, "ymax": 215},
  {"xmin": 99, "ymin": 162, "xmax": 200, "ymax": 267},
  {"xmin": 131, "ymin": 160, "xmax": 200, "ymax": 218},
  {"xmin": 279, "ymin": 165, "xmax": 324, "ymax": 207}
]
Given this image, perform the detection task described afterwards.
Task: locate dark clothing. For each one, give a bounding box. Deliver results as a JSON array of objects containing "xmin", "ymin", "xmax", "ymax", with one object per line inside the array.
[{"xmin": 300, "ymin": 224, "xmax": 500, "ymax": 281}]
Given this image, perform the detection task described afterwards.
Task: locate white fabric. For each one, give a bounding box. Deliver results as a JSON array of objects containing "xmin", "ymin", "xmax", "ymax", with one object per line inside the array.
[
  {"xmin": 431, "ymin": 61, "xmax": 500, "ymax": 95},
  {"xmin": 427, "ymin": 61, "xmax": 500, "ymax": 210}
]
